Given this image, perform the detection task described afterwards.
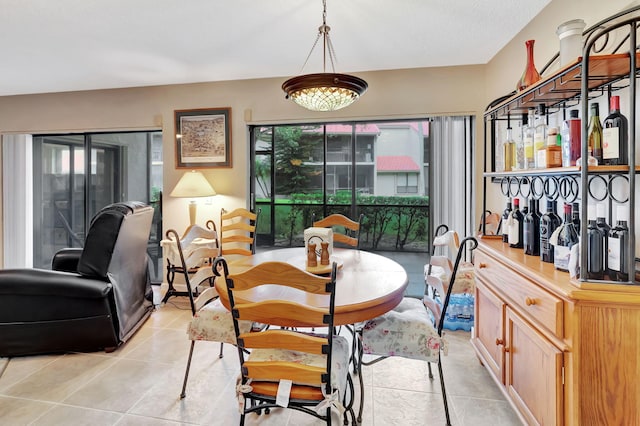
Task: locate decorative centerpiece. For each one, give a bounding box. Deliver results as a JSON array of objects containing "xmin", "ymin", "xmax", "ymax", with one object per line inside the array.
[{"xmin": 304, "ymin": 227, "xmax": 335, "ymax": 274}]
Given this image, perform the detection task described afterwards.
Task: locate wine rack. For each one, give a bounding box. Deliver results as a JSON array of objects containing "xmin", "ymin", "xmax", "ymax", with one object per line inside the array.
[{"xmin": 482, "ymin": 9, "xmax": 639, "ymax": 285}]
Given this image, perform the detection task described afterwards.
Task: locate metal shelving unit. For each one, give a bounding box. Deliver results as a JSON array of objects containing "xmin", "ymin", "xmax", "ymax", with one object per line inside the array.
[{"xmin": 482, "ymin": 6, "xmax": 640, "ymax": 285}]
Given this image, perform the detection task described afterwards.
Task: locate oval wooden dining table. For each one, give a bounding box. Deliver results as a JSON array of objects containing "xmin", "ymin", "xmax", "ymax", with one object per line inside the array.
[{"xmin": 215, "ymin": 247, "xmax": 409, "ymax": 326}]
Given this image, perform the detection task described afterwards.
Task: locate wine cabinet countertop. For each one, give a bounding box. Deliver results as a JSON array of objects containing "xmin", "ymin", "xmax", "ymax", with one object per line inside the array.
[{"xmin": 478, "ymin": 237, "xmax": 640, "ymax": 303}]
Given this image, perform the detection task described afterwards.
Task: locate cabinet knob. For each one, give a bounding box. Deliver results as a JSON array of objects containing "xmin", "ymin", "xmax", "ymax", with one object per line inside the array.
[
  {"xmin": 495, "ymin": 338, "xmax": 504, "ymax": 346},
  {"xmin": 525, "ymin": 297, "xmax": 536, "ymax": 306},
  {"xmin": 504, "ymin": 347, "xmax": 510, "ymax": 353},
  {"xmin": 479, "ymin": 263, "xmax": 487, "ymax": 269}
]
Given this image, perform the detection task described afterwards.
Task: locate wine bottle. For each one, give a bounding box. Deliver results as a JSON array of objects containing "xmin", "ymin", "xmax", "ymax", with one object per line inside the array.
[
  {"xmin": 561, "ymin": 109, "xmax": 581, "ymax": 167},
  {"xmin": 602, "ymin": 95, "xmax": 629, "ymax": 165},
  {"xmin": 503, "ymin": 126, "xmax": 516, "ymax": 172},
  {"xmin": 524, "ymin": 198, "xmax": 540, "ymax": 256},
  {"xmin": 540, "ymin": 200, "xmax": 561, "ymax": 263},
  {"xmin": 554, "ymin": 203, "xmax": 579, "ymax": 272},
  {"xmin": 586, "ymin": 205, "xmax": 605, "ymax": 280},
  {"xmin": 608, "ymin": 205, "xmax": 629, "ymax": 281},
  {"xmin": 534, "ymin": 104, "xmax": 547, "ymax": 168},
  {"xmin": 516, "ymin": 113, "xmax": 527, "ymax": 170},
  {"xmin": 524, "ymin": 108, "xmax": 535, "ymax": 169},
  {"xmin": 571, "ymin": 202, "xmax": 581, "ymax": 234},
  {"xmin": 587, "ymin": 102, "xmax": 603, "ymax": 165},
  {"xmin": 502, "ymin": 198, "xmax": 512, "ymax": 243},
  {"xmin": 508, "ymin": 198, "xmax": 524, "ymax": 249},
  {"xmin": 595, "ymin": 203, "xmax": 611, "ymax": 276}
]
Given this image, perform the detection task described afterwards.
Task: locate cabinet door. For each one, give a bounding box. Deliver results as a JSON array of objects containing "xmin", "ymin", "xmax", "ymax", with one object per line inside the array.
[
  {"xmin": 505, "ymin": 307, "xmax": 563, "ymax": 426},
  {"xmin": 473, "ymin": 279, "xmax": 505, "ymax": 383}
]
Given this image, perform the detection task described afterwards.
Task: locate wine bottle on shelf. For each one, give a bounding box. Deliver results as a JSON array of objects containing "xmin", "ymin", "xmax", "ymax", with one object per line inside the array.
[
  {"xmin": 540, "ymin": 200, "xmax": 561, "ymax": 263},
  {"xmin": 602, "ymin": 95, "xmax": 629, "ymax": 165},
  {"xmin": 587, "ymin": 102, "xmax": 603, "ymax": 165},
  {"xmin": 608, "ymin": 205, "xmax": 629, "ymax": 282},
  {"xmin": 595, "ymin": 203, "xmax": 611, "ymax": 277},
  {"xmin": 553, "ymin": 203, "xmax": 579, "ymax": 272},
  {"xmin": 516, "ymin": 113, "xmax": 527, "ymax": 170},
  {"xmin": 503, "ymin": 125, "xmax": 516, "ymax": 172},
  {"xmin": 524, "ymin": 108, "xmax": 536, "ymax": 169},
  {"xmin": 561, "ymin": 109, "xmax": 581, "ymax": 167},
  {"xmin": 586, "ymin": 204, "xmax": 605, "ymax": 280},
  {"xmin": 524, "ymin": 198, "xmax": 540, "ymax": 256},
  {"xmin": 571, "ymin": 202, "xmax": 581, "ymax": 234},
  {"xmin": 508, "ymin": 198, "xmax": 524, "ymax": 249},
  {"xmin": 502, "ymin": 198, "xmax": 512, "ymax": 243},
  {"xmin": 534, "ymin": 104, "xmax": 548, "ymax": 168}
]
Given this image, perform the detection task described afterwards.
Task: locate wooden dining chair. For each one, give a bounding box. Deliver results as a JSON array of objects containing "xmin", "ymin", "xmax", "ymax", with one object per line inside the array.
[
  {"xmin": 220, "ymin": 208, "xmax": 260, "ymax": 257},
  {"xmin": 312, "ymin": 213, "xmax": 363, "ymax": 248},
  {"xmin": 358, "ymin": 235, "xmax": 479, "ymax": 426},
  {"xmin": 214, "ymin": 258, "xmax": 355, "ymax": 425},
  {"xmin": 174, "ymin": 225, "xmax": 252, "ymax": 400},
  {"xmin": 162, "ymin": 220, "xmax": 219, "ymax": 304}
]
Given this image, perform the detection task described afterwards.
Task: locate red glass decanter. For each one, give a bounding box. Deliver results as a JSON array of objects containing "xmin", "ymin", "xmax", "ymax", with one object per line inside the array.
[{"xmin": 516, "ymin": 40, "xmax": 541, "ymax": 92}]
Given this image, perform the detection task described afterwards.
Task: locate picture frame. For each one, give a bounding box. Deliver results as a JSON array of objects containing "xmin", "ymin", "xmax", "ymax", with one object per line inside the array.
[{"xmin": 174, "ymin": 107, "xmax": 232, "ymax": 168}]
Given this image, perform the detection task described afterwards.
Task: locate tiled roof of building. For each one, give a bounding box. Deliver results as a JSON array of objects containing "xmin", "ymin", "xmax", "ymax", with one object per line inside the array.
[{"xmin": 377, "ymin": 155, "xmax": 420, "ymax": 172}]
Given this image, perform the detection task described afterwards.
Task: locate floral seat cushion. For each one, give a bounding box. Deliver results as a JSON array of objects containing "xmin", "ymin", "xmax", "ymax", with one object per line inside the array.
[
  {"xmin": 361, "ymin": 297, "xmax": 443, "ymax": 363},
  {"xmin": 187, "ymin": 298, "xmax": 252, "ymax": 344}
]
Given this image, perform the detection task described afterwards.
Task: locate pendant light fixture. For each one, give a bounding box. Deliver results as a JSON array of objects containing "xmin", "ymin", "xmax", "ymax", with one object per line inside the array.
[{"xmin": 282, "ymin": 0, "xmax": 368, "ymax": 112}]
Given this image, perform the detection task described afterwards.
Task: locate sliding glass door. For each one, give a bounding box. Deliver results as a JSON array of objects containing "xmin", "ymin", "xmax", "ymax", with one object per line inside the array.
[{"xmin": 32, "ymin": 131, "xmax": 163, "ymax": 279}]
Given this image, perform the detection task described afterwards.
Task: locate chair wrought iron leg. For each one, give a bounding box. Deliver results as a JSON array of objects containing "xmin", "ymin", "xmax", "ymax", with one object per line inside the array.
[
  {"xmin": 428, "ymin": 361, "xmax": 434, "ymax": 379},
  {"xmin": 180, "ymin": 340, "xmax": 196, "ymax": 399},
  {"xmin": 219, "ymin": 342, "xmax": 224, "ymax": 358},
  {"xmin": 357, "ymin": 332, "xmax": 365, "ymax": 424},
  {"xmin": 437, "ymin": 353, "xmax": 451, "ymax": 426}
]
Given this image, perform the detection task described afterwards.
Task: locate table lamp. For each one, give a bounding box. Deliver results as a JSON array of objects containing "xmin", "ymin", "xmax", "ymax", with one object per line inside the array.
[{"xmin": 170, "ymin": 170, "xmax": 216, "ymax": 226}]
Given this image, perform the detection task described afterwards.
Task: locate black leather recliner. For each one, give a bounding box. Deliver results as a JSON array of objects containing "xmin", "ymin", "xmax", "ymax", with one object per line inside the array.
[{"xmin": 0, "ymin": 201, "xmax": 155, "ymax": 356}]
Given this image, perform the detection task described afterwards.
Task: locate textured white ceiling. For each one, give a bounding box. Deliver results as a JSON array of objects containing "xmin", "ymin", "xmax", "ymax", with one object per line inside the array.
[{"xmin": 0, "ymin": 0, "xmax": 551, "ymax": 96}]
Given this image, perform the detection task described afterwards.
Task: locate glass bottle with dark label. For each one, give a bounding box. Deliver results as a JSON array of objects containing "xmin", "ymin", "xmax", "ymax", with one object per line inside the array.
[
  {"xmin": 554, "ymin": 203, "xmax": 579, "ymax": 272},
  {"xmin": 602, "ymin": 95, "xmax": 628, "ymax": 166},
  {"xmin": 508, "ymin": 198, "xmax": 524, "ymax": 249},
  {"xmin": 608, "ymin": 205, "xmax": 629, "ymax": 282},
  {"xmin": 586, "ymin": 204, "xmax": 605, "ymax": 280},
  {"xmin": 571, "ymin": 202, "xmax": 581, "ymax": 234},
  {"xmin": 540, "ymin": 200, "xmax": 561, "ymax": 263},
  {"xmin": 524, "ymin": 197, "xmax": 540, "ymax": 255},
  {"xmin": 502, "ymin": 198, "xmax": 512, "ymax": 243},
  {"xmin": 595, "ymin": 203, "xmax": 611, "ymax": 277}
]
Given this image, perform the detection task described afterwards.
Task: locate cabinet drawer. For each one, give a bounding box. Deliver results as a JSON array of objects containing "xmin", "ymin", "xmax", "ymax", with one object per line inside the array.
[{"xmin": 476, "ymin": 250, "xmax": 564, "ymax": 339}]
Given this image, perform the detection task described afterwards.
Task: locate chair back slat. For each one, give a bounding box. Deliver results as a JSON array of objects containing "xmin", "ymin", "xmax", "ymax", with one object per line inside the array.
[
  {"xmin": 242, "ymin": 361, "xmax": 325, "ymax": 385},
  {"xmin": 220, "ymin": 207, "xmax": 260, "ymax": 256},
  {"xmin": 235, "ymin": 301, "xmax": 328, "ymax": 328},
  {"xmin": 313, "ymin": 213, "xmax": 363, "ymax": 248},
  {"xmin": 229, "ymin": 261, "xmax": 330, "ymax": 293},
  {"xmin": 239, "ymin": 330, "xmax": 327, "ymax": 353}
]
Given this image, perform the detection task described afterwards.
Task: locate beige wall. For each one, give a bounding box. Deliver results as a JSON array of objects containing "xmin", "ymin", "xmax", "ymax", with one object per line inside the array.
[{"xmin": 0, "ymin": 65, "xmax": 486, "ymax": 253}]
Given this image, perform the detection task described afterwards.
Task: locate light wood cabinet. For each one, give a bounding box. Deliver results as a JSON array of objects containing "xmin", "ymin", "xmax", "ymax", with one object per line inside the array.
[{"xmin": 471, "ymin": 239, "xmax": 640, "ymax": 425}]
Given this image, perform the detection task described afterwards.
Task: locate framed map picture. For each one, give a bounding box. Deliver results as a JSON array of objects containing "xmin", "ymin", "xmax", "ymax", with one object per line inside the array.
[{"xmin": 175, "ymin": 107, "xmax": 232, "ymax": 168}]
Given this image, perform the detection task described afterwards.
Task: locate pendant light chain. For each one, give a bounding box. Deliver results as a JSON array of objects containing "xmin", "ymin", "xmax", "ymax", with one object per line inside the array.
[{"xmin": 298, "ymin": 0, "xmax": 337, "ymax": 74}]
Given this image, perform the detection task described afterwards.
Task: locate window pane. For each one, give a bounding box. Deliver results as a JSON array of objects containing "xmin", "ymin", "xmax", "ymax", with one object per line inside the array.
[{"xmin": 274, "ymin": 125, "xmax": 323, "ymax": 198}]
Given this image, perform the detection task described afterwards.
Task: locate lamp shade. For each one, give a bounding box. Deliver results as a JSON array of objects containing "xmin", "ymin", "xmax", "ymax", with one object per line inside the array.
[{"xmin": 170, "ymin": 171, "xmax": 216, "ymax": 198}]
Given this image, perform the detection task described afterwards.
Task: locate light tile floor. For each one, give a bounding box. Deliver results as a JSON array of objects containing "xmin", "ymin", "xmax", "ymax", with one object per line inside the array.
[{"xmin": 0, "ymin": 289, "xmax": 523, "ymax": 425}]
